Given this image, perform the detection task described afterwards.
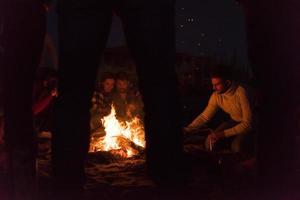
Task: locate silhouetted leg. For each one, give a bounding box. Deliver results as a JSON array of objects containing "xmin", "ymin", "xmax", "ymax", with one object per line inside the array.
[
  {"xmin": 1, "ymin": 1, "xmax": 45, "ymax": 199},
  {"xmin": 242, "ymin": 0, "xmax": 299, "ymax": 199},
  {"xmin": 118, "ymin": 0, "xmax": 184, "ymax": 183},
  {"xmin": 53, "ymin": 0, "xmax": 113, "ymax": 193}
]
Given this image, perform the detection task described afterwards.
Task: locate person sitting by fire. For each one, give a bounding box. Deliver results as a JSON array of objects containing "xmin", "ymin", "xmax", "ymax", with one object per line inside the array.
[
  {"xmin": 112, "ymin": 71, "xmax": 144, "ymax": 122},
  {"xmin": 90, "ymin": 72, "xmax": 116, "ymax": 133},
  {"xmin": 33, "ymin": 67, "xmax": 58, "ymax": 134},
  {"xmin": 91, "ymin": 72, "xmax": 116, "ymax": 116},
  {"xmin": 184, "ymin": 65, "xmax": 255, "ymax": 157}
]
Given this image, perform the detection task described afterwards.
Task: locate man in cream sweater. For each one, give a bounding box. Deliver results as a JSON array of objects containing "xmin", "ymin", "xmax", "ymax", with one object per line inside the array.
[{"xmin": 184, "ymin": 66, "xmax": 254, "ymax": 154}]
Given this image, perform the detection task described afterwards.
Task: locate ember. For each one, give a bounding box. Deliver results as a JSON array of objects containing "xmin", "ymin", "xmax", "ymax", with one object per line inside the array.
[{"xmin": 89, "ymin": 105, "xmax": 145, "ymax": 158}]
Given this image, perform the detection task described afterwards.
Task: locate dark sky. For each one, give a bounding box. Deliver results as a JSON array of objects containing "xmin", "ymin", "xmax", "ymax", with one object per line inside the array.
[{"xmin": 48, "ymin": 0, "xmax": 249, "ymax": 66}]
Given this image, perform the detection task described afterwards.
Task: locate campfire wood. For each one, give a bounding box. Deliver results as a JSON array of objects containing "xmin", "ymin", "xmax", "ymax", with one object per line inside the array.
[{"xmin": 90, "ymin": 135, "xmax": 145, "ymax": 160}]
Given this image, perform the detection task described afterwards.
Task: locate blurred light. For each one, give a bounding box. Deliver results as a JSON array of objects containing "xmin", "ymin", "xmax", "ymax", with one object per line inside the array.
[{"xmin": 187, "ymin": 18, "xmax": 194, "ymax": 22}]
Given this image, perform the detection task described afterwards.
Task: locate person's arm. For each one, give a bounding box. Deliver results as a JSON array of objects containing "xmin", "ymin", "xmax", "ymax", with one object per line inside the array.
[
  {"xmin": 184, "ymin": 93, "xmax": 219, "ymax": 133},
  {"xmin": 33, "ymin": 89, "xmax": 57, "ymax": 116},
  {"xmin": 223, "ymin": 87, "xmax": 252, "ymax": 137}
]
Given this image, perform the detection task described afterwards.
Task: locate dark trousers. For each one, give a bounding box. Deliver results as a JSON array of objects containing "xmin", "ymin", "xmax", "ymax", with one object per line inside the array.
[
  {"xmin": 214, "ymin": 120, "xmax": 255, "ymax": 157},
  {"xmin": 1, "ymin": 1, "xmax": 46, "ymax": 199},
  {"xmin": 242, "ymin": 0, "xmax": 299, "ymax": 198},
  {"xmin": 52, "ymin": 0, "xmax": 183, "ymax": 186}
]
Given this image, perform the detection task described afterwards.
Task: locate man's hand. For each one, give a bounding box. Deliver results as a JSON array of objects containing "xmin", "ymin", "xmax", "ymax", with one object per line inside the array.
[
  {"xmin": 51, "ymin": 88, "xmax": 58, "ymax": 97},
  {"xmin": 210, "ymin": 133, "xmax": 218, "ymax": 142},
  {"xmin": 213, "ymin": 131, "xmax": 225, "ymax": 140},
  {"xmin": 205, "ymin": 131, "xmax": 225, "ymax": 151}
]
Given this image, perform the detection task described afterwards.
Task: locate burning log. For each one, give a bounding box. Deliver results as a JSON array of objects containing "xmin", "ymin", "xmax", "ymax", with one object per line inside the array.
[{"xmin": 90, "ymin": 135, "xmax": 144, "ymax": 158}]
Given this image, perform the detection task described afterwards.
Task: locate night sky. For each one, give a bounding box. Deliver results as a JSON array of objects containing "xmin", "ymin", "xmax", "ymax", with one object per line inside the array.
[{"xmin": 48, "ymin": 0, "xmax": 249, "ymax": 66}]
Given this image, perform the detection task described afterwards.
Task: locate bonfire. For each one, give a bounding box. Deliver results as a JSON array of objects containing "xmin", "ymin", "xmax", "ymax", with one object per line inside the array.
[{"xmin": 89, "ymin": 105, "xmax": 145, "ymax": 158}]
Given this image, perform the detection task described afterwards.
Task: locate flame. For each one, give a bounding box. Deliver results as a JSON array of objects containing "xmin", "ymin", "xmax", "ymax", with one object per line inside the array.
[{"xmin": 89, "ymin": 105, "xmax": 145, "ymax": 158}]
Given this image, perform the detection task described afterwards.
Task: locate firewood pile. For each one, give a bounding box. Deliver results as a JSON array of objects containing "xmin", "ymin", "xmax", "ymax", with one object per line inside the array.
[{"xmin": 89, "ymin": 134, "xmax": 145, "ymax": 163}]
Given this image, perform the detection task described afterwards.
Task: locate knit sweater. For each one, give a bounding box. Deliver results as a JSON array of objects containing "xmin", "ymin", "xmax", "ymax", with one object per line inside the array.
[{"xmin": 186, "ymin": 83, "xmax": 253, "ymax": 137}]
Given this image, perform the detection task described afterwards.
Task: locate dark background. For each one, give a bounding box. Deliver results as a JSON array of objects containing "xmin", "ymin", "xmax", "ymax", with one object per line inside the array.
[{"xmin": 46, "ymin": 0, "xmax": 249, "ymax": 68}]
